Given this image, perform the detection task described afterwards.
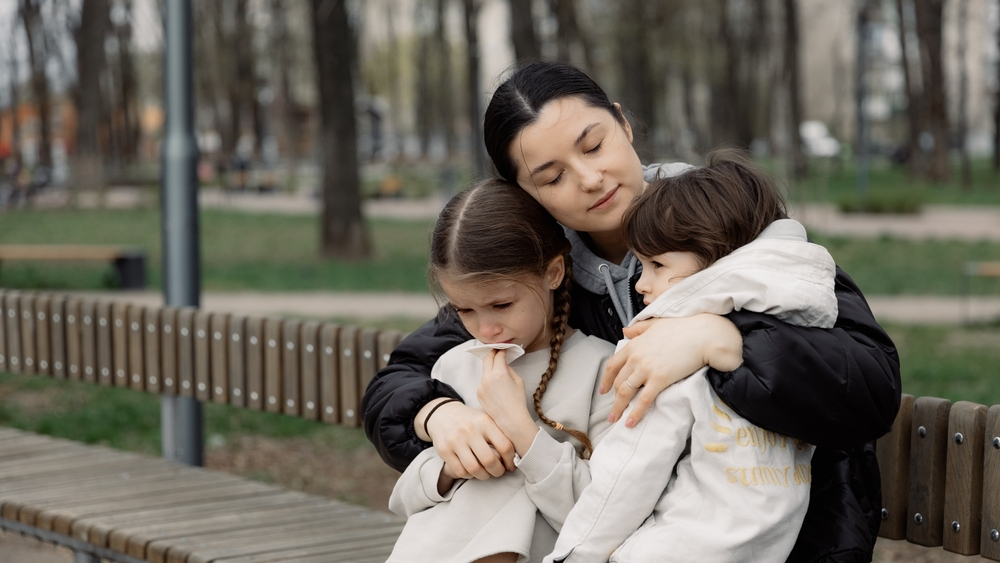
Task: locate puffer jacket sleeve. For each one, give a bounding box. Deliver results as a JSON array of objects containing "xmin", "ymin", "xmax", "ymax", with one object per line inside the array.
[
  {"xmin": 361, "ymin": 307, "xmax": 471, "ymax": 472},
  {"xmin": 707, "ymin": 266, "xmax": 901, "ymax": 449}
]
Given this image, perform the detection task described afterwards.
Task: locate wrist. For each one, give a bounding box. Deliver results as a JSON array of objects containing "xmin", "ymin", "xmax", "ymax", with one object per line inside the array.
[
  {"xmin": 701, "ymin": 315, "xmax": 743, "ymax": 372},
  {"xmin": 496, "ymin": 414, "xmax": 539, "ymax": 456},
  {"xmin": 414, "ymin": 397, "xmax": 461, "ymax": 442}
]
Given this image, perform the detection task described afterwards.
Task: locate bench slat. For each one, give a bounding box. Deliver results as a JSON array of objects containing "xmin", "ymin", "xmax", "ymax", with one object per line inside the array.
[
  {"xmin": 878, "ymin": 393, "xmax": 914, "ymax": 539},
  {"xmin": 128, "ymin": 305, "xmax": 146, "ymax": 391},
  {"xmin": 176, "ymin": 308, "xmax": 195, "ymax": 396},
  {"xmin": 377, "ymin": 329, "xmax": 403, "ymax": 370},
  {"xmin": 94, "ymin": 301, "xmax": 113, "ymax": 385},
  {"xmin": 339, "ymin": 326, "xmax": 361, "ymax": 428},
  {"xmin": 244, "ymin": 317, "xmax": 264, "ymax": 409},
  {"xmin": 210, "ymin": 313, "xmax": 230, "ymax": 403},
  {"xmin": 34, "ymin": 295, "xmax": 51, "ymax": 375},
  {"xmin": 983, "ymin": 405, "xmax": 1000, "ymax": 560},
  {"xmin": 19, "ymin": 294, "xmax": 36, "ymax": 374},
  {"xmin": 227, "ymin": 315, "xmax": 246, "ymax": 407},
  {"xmin": 49, "ymin": 295, "xmax": 66, "ymax": 378},
  {"xmin": 64, "ymin": 299, "xmax": 82, "ymax": 380},
  {"xmin": 300, "ymin": 321, "xmax": 320, "ymax": 421},
  {"xmin": 907, "ymin": 396, "xmax": 952, "ymax": 546},
  {"xmin": 144, "ymin": 307, "xmax": 161, "ymax": 392},
  {"xmin": 79, "ymin": 301, "xmax": 97, "ymax": 382},
  {"xmin": 228, "ymin": 538, "xmax": 397, "ymax": 563},
  {"xmin": 111, "ymin": 302, "xmax": 128, "ymax": 387},
  {"xmin": 264, "ymin": 319, "xmax": 283, "ymax": 413},
  {"xmin": 0, "ymin": 290, "xmax": 7, "ymax": 372},
  {"xmin": 194, "ymin": 312, "xmax": 212, "ymax": 401},
  {"xmin": 359, "ymin": 327, "xmax": 380, "ymax": 396},
  {"xmin": 5, "ymin": 292, "xmax": 22, "ymax": 373},
  {"xmin": 282, "ymin": 320, "xmax": 301, "ymax": 416},
  {"xmin": 320, "ymin": 324, "xmax": 341, "ymax": 423},
  {"xmin": 944, "ymin": 401, "xmax": 988, "ymax": 555},
  {"xmin": 160, "ymin": 307, "xmax": 178, "ymax": 395}
]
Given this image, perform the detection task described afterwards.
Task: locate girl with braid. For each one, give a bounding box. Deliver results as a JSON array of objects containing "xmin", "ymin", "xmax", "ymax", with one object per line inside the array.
[{"xmin": 386, "ymin": 179, "xmax": 617, "ymax": 563}]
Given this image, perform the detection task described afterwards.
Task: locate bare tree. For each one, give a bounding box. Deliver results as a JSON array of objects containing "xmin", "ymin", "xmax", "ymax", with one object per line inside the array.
[
  {"xmin": 462, "ymin": 0, "xmax": 487, "ymax": 178},
  {"xmin": 783, "ymin": 0, "xmax": 805, "ymax": 178},
  {"xmin": 956, "ymin": 0, "xmax": 971, "ymax": 188},
  {"xmin": 312, "ymin": 0, "xmax": 370, "ymax": 259},
  {"xmin": 913, "ymin": 0, "xmax": 949, "ymax": 182},
  {"xmin": 19, "ymin": 0, "xmax": 53, "ymax": 169},
  {"xmin": 508, "ymin": 0, "xmax": 540, "ymax": 62},
  {"xmin": 551, "ymin": 0, "xmax": 593, "ymax": 70},
  {"xmin": 895, "ymin": 0, "xmax": 921, "ymax": 176},
  {"xmin": 615, "ymin": 0, "xmax": 654, "ymax": 159},
  {"xmin": 435, "ymin": 0, "xmax": 456, "ymax": 157},
  {"xmin": 111, "ymin": 0, "xmax": 139, "ymax": 165},
  {"xmin": 994, "ymin": 0, "xmax": 1000, "ymax": 173},
  {"xmin": 6, "ymin": 32, "xmax": 22, "ymax": 169},
  {"xmin": 73, "ymin": 0, "xmax": 110, "ymax": 191}
]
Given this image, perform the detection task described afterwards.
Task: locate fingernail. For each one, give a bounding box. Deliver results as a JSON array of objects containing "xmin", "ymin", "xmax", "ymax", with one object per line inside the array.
[
  {"xmin": 626, "ymin": 418, "xmax": 634, "ymax": 428},
  {"xmin": 608, "ymin": 413, "xmax": 616, "ymax": 423},
  {"xmin": 598, "ymin": 385, "xmax": 606, "ymax": 394}
]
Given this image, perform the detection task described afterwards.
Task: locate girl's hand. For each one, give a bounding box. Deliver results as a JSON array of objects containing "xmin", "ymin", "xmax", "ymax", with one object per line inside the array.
[
  {"xmin": 601, "ymin": 314, "xmax": 743, "ymax": 427},
  {"xmin": 420, "ymin": 399, "xmax": 516, "ymax": 480},
  {"xmin": 477, "ymin": 349, "xmax": 539, "ymax": 456}
]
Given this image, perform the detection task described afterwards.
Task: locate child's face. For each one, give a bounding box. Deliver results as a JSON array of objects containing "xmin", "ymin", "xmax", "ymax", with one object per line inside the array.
[
  {"xmin": 634, "ymin": 251, "xmax": 703, "ymax": 305},
  {"xmin": 439, "ymin": 260, "xmax": 564, "ymax": 353}
]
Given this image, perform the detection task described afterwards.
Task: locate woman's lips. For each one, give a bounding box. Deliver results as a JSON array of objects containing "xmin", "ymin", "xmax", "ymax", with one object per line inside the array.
[{"xmin": 589, "ymin": 187, "xmax": 618, "ymax": 211}]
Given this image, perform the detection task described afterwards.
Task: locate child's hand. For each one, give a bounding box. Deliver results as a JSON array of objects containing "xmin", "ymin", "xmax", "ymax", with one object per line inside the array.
[
  {"xmin": 601, "ymin": 314, "xmax": 743, "ymax": 427},
  {"xmin": 478, "ymin": 349, "xmax": 539, "ymax": 456},
  {"xmin": 423, "ymin": 400, "xmax": 516, "ymax": 479}
]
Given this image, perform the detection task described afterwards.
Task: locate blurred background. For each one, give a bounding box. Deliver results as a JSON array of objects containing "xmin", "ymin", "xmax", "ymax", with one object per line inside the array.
[{"xmin": 0, "ymin": 1, "xmax": 999, "ymax": 560}]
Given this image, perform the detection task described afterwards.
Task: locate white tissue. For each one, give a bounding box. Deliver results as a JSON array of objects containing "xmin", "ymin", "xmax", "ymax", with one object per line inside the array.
[{"xmin": 466, "ymin": 342, "xmax": 526, "ymax": 362}]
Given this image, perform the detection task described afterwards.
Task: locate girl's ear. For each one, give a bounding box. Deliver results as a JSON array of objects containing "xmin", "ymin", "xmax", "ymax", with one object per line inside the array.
[
  {"xmin": 612, "ymin": 102, "xmax": 634, "ymax": 143},
  {"xmin": 544, "ymin": 255, "xmax": 566, "ymax": 290}
]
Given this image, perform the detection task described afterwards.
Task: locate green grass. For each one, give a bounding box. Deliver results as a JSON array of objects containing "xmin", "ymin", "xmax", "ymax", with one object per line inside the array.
[
  {"xmin": 3, "ymin": 207, "xmax": 1000, "ymax": 296},
  {"xmin": 0, "ymin": 208, "xmax": 435, "ymax": 292},
  {"xmin": 0, "ymin": 323, "xmax": 996, "ymax": 455},
  {"xmin": 784, "ymin": 156, "xmax": 1000, "ymax": 208}
]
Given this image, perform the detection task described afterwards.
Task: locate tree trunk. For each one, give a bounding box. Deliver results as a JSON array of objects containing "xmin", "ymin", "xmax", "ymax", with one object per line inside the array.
[
  {"xmin": 7, "ymin": 36, "xmax": 22, "ymax": 168},
  {"xmin": 994, "ymin": 0, "xmax": 1000, "ymax": 174},
  {"xmin": 20, "ymin": 0, "xmax": 53, "ymax": 170},
  {"xmin": 462, "ymin": 0, "xmax": 487, "ymax": 178},
  {"xmin": 508, "ymin": 0, "xmax": 540, "ymax": 62},
  {"xmin": 912, "ymin": 0, "xmax": 949, "ymax": 182},
  {"xmin": 552, "ymin": 0, "xmax": 593, "ymax": 70},
  {"xmin": 115, "ymin": 2, "xmax": 139, "ymax": 164},
  {"xmin": 435, "ymin": 0, "xmax": 456, "ymax": 157},
  {"xmin": 415, "ymin": 1, "xmax": 434, "ymax": 158},
  {"xmin": 616, "ymin": 0, "xmax": 654, "ymax": 159},
  {"xmin": 783, "ymin": 0, "xmax": 805, "ymax": 178},
  {"xmin": 311, "ymin": 0, "xmax": 369, "ymax": 259},
  {"xmin": 74, "ymin": 0, "xmax": 109, "ymax": 192},
  {"xmin": 895, "ymin": 0, "xmax": 922, "ymax": 176},
  {"xmin": 271, "ymin": 0, "xmax": 300, "ymax": 189},
  {"xmin": 956, "ymin": 0, "xmax": 971, "ymax": 189}
]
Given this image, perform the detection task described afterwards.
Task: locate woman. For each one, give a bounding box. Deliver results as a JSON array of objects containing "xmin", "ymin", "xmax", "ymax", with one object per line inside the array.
[{"xmin": 363, "ymin": 61, "xmax": 900, "ymax": 563}]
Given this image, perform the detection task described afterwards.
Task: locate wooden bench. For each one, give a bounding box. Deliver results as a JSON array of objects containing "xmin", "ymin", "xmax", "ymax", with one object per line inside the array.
[
  {"xmin": 0, "ymin": 289, "xmax": 405, "ymax": 562},
  {"xmin": 0, "ymin": 245, "xmax": 147, "ymax": 289}
]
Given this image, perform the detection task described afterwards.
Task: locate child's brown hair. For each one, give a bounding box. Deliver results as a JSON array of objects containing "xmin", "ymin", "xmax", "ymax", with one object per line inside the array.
[
  {"xmin": 430, "ymin": 179, "xmax": 593, "ymax": 458},
  {"xmin": 622, "ymin": 148, "xmax": 788, "ymax": 268}
]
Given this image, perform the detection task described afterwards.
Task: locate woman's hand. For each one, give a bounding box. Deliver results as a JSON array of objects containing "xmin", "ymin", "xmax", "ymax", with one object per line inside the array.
[
  {"xmin": 418, "ymin": 399, "xmax": 516, "ymax": 480},
  {"xmin": 601, "ymin": 314, "xmax": 743, "ymax": 427},
  {"xmin": 477, "ymin": 350, "xmax": 539, "ymax": 456}
]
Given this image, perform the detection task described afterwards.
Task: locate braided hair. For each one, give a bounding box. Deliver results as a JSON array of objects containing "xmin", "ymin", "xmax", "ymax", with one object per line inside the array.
[{"xmin": 430, "ymin": 179, "xmax": 592, "ymax": 458}]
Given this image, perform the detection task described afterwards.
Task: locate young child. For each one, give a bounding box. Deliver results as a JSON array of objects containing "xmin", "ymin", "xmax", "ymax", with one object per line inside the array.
[
  {"xmin": 387, "ymin": 180, "xmax": 617, "ymax": 563},
  {"xmin": 546, "ymin": 150, "xmax": 838, "ymax": 563}
]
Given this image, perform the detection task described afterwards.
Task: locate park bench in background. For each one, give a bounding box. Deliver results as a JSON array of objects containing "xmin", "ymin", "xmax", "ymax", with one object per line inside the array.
[
  {"xmin": 0, "ymin": 245, "xmax": 147, "ymax": 290},
  {"xmin": 2, "ymin": 288, "xmax": 1000, "ymax": 562}
]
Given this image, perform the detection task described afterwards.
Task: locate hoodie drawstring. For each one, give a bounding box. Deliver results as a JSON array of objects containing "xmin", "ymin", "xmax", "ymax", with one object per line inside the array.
[{"xmin": 599, "ymin": 263, "xmax": 630, "ymax": 327}]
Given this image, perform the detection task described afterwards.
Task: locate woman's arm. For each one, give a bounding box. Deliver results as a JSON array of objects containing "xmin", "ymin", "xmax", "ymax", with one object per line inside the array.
[
  {"xmin": 708, "ymin": 266, "xmax": 900, "ymax": 448},
  {"xmin": 361, "ymin": 308, "xmax": 517, "ymax": 476}
]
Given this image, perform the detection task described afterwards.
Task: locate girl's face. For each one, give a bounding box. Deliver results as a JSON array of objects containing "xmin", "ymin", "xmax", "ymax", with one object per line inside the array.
[
  {"xmin": 510, "ymin": 96, "xmax": 645, "ymax": 236},
  {"xmin": 633, "ymin": 251, "xmax": 703, "ymax": 305},
  {"xmin": 439, "ymin": 258, "xmax": 564, "ymax": 354}
]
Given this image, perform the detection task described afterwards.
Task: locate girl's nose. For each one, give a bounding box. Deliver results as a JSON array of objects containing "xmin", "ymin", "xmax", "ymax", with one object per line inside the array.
[{"xmin": 480, "ymin": 319, "xmax": 503, "ymax": 339}]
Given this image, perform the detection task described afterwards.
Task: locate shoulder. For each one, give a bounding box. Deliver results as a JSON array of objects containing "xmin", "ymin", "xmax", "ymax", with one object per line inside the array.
[
  {"xmin": 643, "ymin": 162, "xmax": 696, "ymax": 182},
  {"xmin": 559, "ymin": 331, "xmax": 616, "ymax": 370}
]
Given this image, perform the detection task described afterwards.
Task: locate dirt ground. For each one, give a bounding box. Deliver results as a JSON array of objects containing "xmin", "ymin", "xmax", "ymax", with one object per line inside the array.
[{"xmin": 0, "ymin": 435, "xmax": 987, "ymax": 562}]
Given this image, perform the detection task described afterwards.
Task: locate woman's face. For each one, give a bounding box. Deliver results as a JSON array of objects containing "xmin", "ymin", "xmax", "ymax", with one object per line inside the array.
[{"xmin": 510, "ymin": 96, "xmax": 645, "ymax": 236}]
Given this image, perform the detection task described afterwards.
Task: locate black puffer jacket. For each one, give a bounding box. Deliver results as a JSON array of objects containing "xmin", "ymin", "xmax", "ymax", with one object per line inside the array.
[{"xmin": 362, "ymin": 267, "xmax": 900, "ymax": 563}]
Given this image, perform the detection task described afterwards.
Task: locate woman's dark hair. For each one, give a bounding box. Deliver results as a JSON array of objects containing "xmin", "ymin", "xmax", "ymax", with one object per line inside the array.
[
  {"xmin": 622, "ymin": 149, "xmax": 788, "ymax": 268},
  {"xmin": 484, "ymin": 61, "xmax": 626, "ymax": 185},
  {"xmin": 430, "ymin": 179, "xmax": 593, "ymax": 458}
]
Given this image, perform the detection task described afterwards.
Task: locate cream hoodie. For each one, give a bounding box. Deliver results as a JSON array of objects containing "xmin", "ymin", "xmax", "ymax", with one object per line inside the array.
[{"xmin": 547, "ymin": 219, "xmax": 838, "ymax": 563}]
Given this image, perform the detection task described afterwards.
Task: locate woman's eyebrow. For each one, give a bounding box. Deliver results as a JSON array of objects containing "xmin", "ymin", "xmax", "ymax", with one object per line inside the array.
[{"xmin": 528, "ymin": 122, "xmax": 601, "ymax": 178}]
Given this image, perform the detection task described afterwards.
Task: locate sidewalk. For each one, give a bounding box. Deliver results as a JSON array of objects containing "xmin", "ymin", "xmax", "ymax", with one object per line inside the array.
[{"xmin": 57, "ymin": 290, "xmax": 1000, "ymax": 326}]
